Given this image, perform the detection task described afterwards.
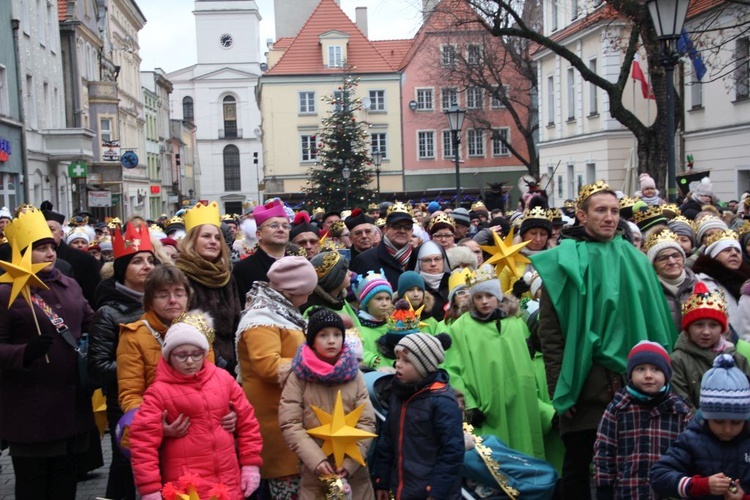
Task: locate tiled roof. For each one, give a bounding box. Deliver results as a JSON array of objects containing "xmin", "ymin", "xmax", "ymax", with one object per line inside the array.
[
  {"xmin": 58, "ymin": 0, "xmax": 68, "ymax": 22},
  {"xmin": 372, "ymin": 39, "xmax": 413, "ymax": 69},
  {"xmin": 273, "ymin": 37, "xmax": 295, "ymax": 50},
  {"xmin": 265, "ymin": 0, "xmax": 397, "ymax": 75},
  {"xmin": 687, "ymin": 0, "xmax": 724, "ymax": 19}
]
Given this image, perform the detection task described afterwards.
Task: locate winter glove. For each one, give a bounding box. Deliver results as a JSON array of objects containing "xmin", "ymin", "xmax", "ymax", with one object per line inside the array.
[
  {"xmin": 511, "ymin": 279, "xmax": 531, "ymax": 298},
  {"xmin": 23, "ymin": 330, "xmax": 55, "ymax": 366},
  {"xmin": 241, "ymin": 465, "xmax": 261, "ymax": 497},
  {"xmin": 466, "ymin": 408, "xmax": 486, "ymax": 428},
  {"xmin": 140, "ymin": 493, "xmax": 161, "ymax": 500}
]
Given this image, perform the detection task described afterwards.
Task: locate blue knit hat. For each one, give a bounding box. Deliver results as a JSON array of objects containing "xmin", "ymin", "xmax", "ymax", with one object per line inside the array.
[
  {"xmin": 427, "ymin": 201, "xmax": 441, "ymax": 214},
  {"xmin": 398, "ymin": 271, "xmax": 425, "ymax": 298},
  {"xmin": 356, "ymin": 271, "xmax": 392, "ymax": 311},
  {"xmin": 700, "ymin": 354, "xmax": 750, "ymax": 420}
]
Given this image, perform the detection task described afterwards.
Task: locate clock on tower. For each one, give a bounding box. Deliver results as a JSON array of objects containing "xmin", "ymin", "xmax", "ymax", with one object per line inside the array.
[{"xmin": 220, "ymin": 33, "xmax": 233, "ymax": 48}]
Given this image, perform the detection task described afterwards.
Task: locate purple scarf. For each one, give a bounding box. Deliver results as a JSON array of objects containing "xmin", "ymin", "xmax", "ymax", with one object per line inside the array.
[{"xmin": 292, "ymin": 344, "xmax": 359, "ymax": 385}]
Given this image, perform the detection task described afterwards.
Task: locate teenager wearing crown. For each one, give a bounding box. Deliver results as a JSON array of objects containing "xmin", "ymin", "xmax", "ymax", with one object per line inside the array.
[
  {"xmin": 531, "ymin": 181, "xmax": 676, "ymax": 499},
  {"xmin": 87, "ymin": 221, "xmax": 157, "ymax": 499},
  {"xmin": 0, "ymin": 206, "xmax": 97, "ymax": 499},
  {"xmin": 176, "ymin": 202, "xmax": 241, "ymax": 376}
]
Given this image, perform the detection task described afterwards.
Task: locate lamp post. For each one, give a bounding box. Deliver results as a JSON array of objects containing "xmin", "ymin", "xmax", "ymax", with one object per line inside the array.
[
  {"xmin": 342, "ymin": 162, "xmax": 351, "ymax": 209},
  {"xmin": 372, "ymin": 149, "xmax": 383, "ymax": 202},
  {"xmin": 647, "ymin": 0, "xmax": 689, "ymax": 203},
  {"xmin": 445, "ymin": 106, "xmax": 466, "ymax": 207}
]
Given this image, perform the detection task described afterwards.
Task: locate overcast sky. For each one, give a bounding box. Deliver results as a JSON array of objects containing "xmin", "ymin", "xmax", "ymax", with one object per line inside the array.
[{"xmin": 138, "ymin": 0, "xmax": 424, "ymax": 73}]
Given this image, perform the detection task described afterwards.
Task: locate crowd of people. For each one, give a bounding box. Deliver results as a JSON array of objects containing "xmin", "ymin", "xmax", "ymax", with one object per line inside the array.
[{"xmin": 0, "ymin": 171, "xmax": 749, "ymax": 499}]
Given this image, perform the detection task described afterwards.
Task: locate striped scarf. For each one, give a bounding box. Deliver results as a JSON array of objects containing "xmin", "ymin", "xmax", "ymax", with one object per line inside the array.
[{"xmin": 384, "ymin": 236, "xmax": 412, "ymax": 271}]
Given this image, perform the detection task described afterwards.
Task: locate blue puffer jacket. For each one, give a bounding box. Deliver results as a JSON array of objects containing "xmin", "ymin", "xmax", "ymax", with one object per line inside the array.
[
  {"xmin": 650, "ymin": 416, "xmax": 750, "ymax": 498},
  {"xmin": 371, "ymin": 370, "xmax": 464, "ymax": 499}
]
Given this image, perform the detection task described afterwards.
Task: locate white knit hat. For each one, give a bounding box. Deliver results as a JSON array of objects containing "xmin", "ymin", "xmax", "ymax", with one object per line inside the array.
[
  {"xmin": 0, "ymin": 206, "xmax": 12, "ymax": 220},
  {"xmin": 66, "ymin": 227, "xmax": 91, "ymax": 246},
  {"xmin": 696, "ymin": 216, "xmax": 727, "ymax": 244},
  {"xmin": 706, "ymin": 238, "xmax": 741, "ymax": 259},
  {"xmin": 162, "ymin": 310, "xmax": 213, "ymax": 360}
]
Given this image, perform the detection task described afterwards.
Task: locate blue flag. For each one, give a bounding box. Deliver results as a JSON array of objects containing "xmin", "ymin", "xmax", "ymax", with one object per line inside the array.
[{"xmin": 677, "ymin": 28, "xmax": 707, "ymax": 81}]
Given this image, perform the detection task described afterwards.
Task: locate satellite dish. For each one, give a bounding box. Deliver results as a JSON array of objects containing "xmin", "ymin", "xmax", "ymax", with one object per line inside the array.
[{"xmin": 362, "ymin": 97, "xmax": 372, "ymax": 110}]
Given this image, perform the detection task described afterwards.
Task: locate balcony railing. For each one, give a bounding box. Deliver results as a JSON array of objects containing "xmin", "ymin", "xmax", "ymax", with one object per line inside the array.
[{"xmin": 219, "ymin": 127, "xmax": 242, "ymax": 139}]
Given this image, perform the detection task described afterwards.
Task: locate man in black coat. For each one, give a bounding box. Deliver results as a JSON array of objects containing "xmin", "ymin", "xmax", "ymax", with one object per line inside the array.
[{"xmin": 351, "ymin": 203, "xmax": 419, "ymax": 290}]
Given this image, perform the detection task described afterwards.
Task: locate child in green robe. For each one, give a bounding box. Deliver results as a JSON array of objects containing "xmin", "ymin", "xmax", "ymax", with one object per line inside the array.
[{"xmin": 354, "ymin": 271, "xmax": 392, "ymax": 369}]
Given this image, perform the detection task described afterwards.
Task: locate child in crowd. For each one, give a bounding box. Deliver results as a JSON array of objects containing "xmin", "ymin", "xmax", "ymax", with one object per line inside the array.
[
  {"xmin": 594, "ymin": 341, "xmax": 691, "ymax": 499},
  {"xmin": 376, "ymin": 299, "xmax": 425, "ymax": 366},
  {"xmin": 355, "ymin": 271, "xmax": 393, "ymax": 369},
  {"xmin": 279, "ymin": 308, "xmax": 376, "ymax": 499},
  {"xmin": 397, "ymin": 271, "xmax": 437, "ymax": 333},
  {"xmin": 371, "ymin": 333, "xmax": 464, "ymax": 499},
  {"xmin": 130, "ymin": 311, "xmax": 263, "ymax": 500},
  {"xmin": 439, "ymin": 268, "xmax": 474, "ymax": 328},
  {"xmin": 672, "ymin": 282, "xmax": 750, "ymax": 411},
  {"xmin": 650, "ymin": 354, "xmax": 750, "ymax": 498}
]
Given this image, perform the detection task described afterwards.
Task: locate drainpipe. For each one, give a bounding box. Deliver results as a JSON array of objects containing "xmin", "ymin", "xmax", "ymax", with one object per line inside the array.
[{"xmin": 11, "ymin": 19, "xmax": 30, "ymax": 203}]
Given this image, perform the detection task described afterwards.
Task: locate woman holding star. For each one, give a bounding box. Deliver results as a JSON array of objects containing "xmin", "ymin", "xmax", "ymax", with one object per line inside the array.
[{"xmin": 0, "ymin": 205, "xmax": 96, "ymax": 500}]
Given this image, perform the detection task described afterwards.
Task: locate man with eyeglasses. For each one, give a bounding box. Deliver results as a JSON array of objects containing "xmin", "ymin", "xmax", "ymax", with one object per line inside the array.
[
  {"xmin": 290, "ymin": 220, "xmax": 320, "ymax": 259},
  {"xmin": 232, "ymin": 200, "xmax": 291, "ymax": 303},
  {"xmin": 345, "ymin": 208, "xmax": 375, "ymax": 260},
  {"xmin": 351, "ymin": 203, "xmax": 419, "ymax": 289}
]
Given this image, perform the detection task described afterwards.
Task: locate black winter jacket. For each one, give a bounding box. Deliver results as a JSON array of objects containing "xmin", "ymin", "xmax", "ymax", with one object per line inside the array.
[{"xmin": 351, "ymin": 241, "xmax": 420, "ymax": 291}]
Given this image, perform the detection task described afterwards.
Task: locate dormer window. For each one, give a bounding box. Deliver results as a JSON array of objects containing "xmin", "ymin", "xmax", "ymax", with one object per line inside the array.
[
  {"xmin": 319, "ymin": 30, "xmax": 350, "ymax": 69},
  {"xmin": 329, "ymin": 46, "xmax": 343, "ymax": 68}
]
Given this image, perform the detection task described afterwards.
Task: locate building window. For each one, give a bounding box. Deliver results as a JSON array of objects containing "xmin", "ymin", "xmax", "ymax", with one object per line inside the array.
[
  {"xmin": 333, "ymin": 90, "xmax": 349, "ymax": 112},
  {"xmin": 586, "ymin": 162, "xmax": 596, "ymax": 183},
  {"xmin": 301, "ymin": 135, "xmax": 317, "ymax": 162},
  {"xmin": 0, "ymin": 173, "xmax": 18, "ymax": 210},
  {"xmin": 223, "ymin": 96, "xmax": 237, "ymax": 138},
  {"xmin": 100, "ymin": 117, "xmax": 113, "ymax": 142},
  {"xmin": 182, "ymin": 96, "xmax": 194, "ymax": 121},
  {"xmin": 492, "ymin": 128, "xmax": 510, "ymax": 156},
  {"xmin": 223, "ymin": 145, "xmax": 241, "ymax": 191},
  {"xmin": 417, "ymin": 131, "xmax": 435, "ymax": 159},
  {"xmin": 467, "ymin": 44, "xmax": 482, "ymax": 65},
  {"xmin": 691, "ymin": 71, "xmax": 703, "ymax": 108},
  {"xmin": 551, "ymin": 2, "xmax": 559, "ymax": 31},
  {"xmin": 299, "ymin": 91, "xmax": 316, "ymax": 113},
  {"xmin": 571, "ymin": 0, "xmax": 578, "ymax": 20},
  {"xmin": 38, "ymin": 0, "xmax": 46, "ymax": 46},
  {"xmin": 588, "ymin": 58, "xmax": 598, "ymax": 115},
  {"xmin": 567, "ymin": 68, "xmax": 576, "ymax": 120},
  {"xmin": 547, "ymin": 75, "xmax": 555, "ymax": 126},
  {"xmin": 0, "ymin": 65, "xmax": 8, "ymax": 116},
  {"xmin": 468, "ymin": 129, "xmax": 485, "ymax": 157},
  {"xmin": 369, "ymin": 90, "xmax": 385, "ymax": 111},
  {"xmin": 490, "ymin": 85, "xmax": 508, "ymax": 109},
  {"xmin": 467, "ymin": 87, "xmax": 483, "ymax": 109},
  {"xmin": 442, "ymin": 130, "xmax": 458, "ymax": 159},
  {"xmin": 416, "ymin": 88, "xmax": 434, "ymax": 110},
  {"xmin": 371, "ymin": 133, "xmax": 387, "ymax": 157},
  {"xmin": 441, "ymin": 45, "xmax": 456, "ymax": 66},
  {"xmin": 736, "ymin": 38, "xmax": 750, "ymax": 100},
  {"xmin": 26, "ymin": 75, "xmax": 37, "ymax": 130},
  {"xmin": 441, "ymin": 87, "xmax": 459, "ymax": 110},
  {"xmin": 328, "ymin": 45, "xmax": 343, "ymax": 68}
]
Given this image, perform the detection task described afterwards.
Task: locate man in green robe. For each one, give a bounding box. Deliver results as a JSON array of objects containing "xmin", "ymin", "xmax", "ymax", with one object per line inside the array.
[{"xmin": 530, "ymin": 181, "xmax": 676, "ymax": 500}]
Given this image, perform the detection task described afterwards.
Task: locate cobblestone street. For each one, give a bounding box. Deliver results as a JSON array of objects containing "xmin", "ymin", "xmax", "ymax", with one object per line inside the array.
[{"xmin": 0, "ymin": 435, "xmax": 112, "ymax": 499}]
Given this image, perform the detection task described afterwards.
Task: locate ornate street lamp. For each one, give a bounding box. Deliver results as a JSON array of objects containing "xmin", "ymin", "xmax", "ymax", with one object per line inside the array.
[
  {"xmin": 647, "ymin": 0, "xmax": 689, "ymax": 202},
  {"xmin": 371, "ymin": 149, "xmax": 383, "ymax": 202},
  {"xmin": 342, "ymin": 163, "xmax": 351, "ymax": 209},
  {"xmin": 445, "ymin": 106, "xmax": 466, "ymax": 207}
]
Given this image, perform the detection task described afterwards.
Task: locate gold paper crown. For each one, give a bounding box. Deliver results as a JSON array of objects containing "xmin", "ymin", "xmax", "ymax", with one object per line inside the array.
[
  {"xmin": 330, "ymin": 220, "xmax": 347, "ymax": 237},
  {"xmin": 367, "ymin": 203, "xmax": 378, "ymax": 211},
  {"xmin": 315, "ymin": 251, "xmax": 341, "ymax": 278},
  {"xmin": 313, "ymin": 207, "xmax": 325, "ymax": 216},
  {"xmin": 681, "ymin": 283, "xmax": 727, "ymax": 318},
  {"xmin": 576, "ymin": 180, "xmax": 613, "ymax": 208},
  {"xmin": 107, "ymin": 217, "xmax": 123, "ymax": 229},
  {"xmin": 669, "ymin": 215, "xmax": 695, "ymax": 230},
  {"xmin": 4, "ymin": 206, "xmax": 54, "ymax": 250},
  {"xmin": 619, "ymin": 195, "xmax": 638, "ymax": 209},
  {"xmin": 242, "ymin": 200, "xmax": 257, "ymax": 209},
  {"xmin": 563, "ymin": 200, "xmax": 576, "ymax": 209},
  {"xmin": 184, "ymin": 201, "xmax": 220, "ymax": 232},
  {"xmin": 69, "ymin": 215, "xmax": 89, "ymax": 227},
  {"xmin": 643, "ymin": 228, "xmax": 680, "ymax": 253},
  {"xmin": 471, "ymin": 201, "xmax": 488, "ymax": 212},
  {"xmin": 466, "ymin": 264, "xmax": 498, "ymax": 287},
  {"xmin": 387, "ymin": 201, "xmax": 413, "ymax": 217},
  {"xmin": 221, "ymin": 214, "xmax": 238, "ymax": 223},
  {"xmin": 375, "ymin": 217, "xmax": 386, "ymax": 227},
  {"xmin": 548, "ymin": 208, "xmax": 563, "ymax": 220},
  {"xmin": 13, "ymin": 203, "xmax": 34, "ymax": 218},
  {"xmin": 705, "ymin": 229, "xmax": 739, "ymax": 247},
  {"xmin": 738, "ymin": 220, "xmax": 750, "ymax": 237},
  {"xmin": 428, "ymin": 213, "xmax": 455, "ymax": 232},
  {"xmin": 449, "ymin": 268, "xmax": 474, "ymax": 293},
  {"xmin": 166, "ymin": 215, "xmax": 184, "ymax": 227},
  {"xmin": 148, "ymin": 224, "xmax": 164, "ymax": 234},
  {"xmin": 633, "ymin": 204, "xmax": 664, "ymax": 225},
  {"xmin": 320, "ymin": 239, "xmax": 344, "ymax": 251},
  {"xmin": 523, "ymin": 206, "xmax": 552, "ymax": 221},
  {"xmin": 172, "ymin": 310, "xmax": 216, "ymax": 344},
  {"xmin": 662, "ymin": 204, "xmax": 681, "ymax": 218}
]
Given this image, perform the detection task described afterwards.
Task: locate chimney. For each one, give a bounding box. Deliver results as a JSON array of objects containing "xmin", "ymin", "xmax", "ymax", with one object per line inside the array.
[
  {"xmin": 355, "ymin": 7, "xmax": 368, "ymax": 38},
  {"xmin": 422, "ymin": 0, "xmax": 439, "ymax": 21}
]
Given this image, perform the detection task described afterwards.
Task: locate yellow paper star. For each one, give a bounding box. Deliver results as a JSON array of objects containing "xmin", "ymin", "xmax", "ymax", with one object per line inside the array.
[
  {"xmin": 306, "ymin": 390, "xmax": 377, "ymax": 468},
  {"xmin": 405, "ymin": 296, "xmax": 430, "ymax": 330},
  {"xmin": 479, "ymin": 227, "xmax": 531, "ymax": 278},
  {"xmin": 0, "ymin": 240, "xmax": 50, "ymax": 308}
]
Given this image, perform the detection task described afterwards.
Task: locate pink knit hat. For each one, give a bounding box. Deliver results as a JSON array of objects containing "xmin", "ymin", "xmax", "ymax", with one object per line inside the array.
[
  {"xmin": 254, "ymin": 199, "xmax": 288, "ymax": 227},
  {"xmin": 268, "ymin": 256, "xmax": 318, "ymax": 295},
  {"xmin": 639, "ymin": 173, "xmax": 656, "ymax": 191}
]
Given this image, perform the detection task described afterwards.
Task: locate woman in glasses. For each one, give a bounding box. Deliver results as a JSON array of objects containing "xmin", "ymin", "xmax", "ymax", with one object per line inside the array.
[{"xmin": 414, "ymin": 240, "xmax": 450, "ymax": 320}]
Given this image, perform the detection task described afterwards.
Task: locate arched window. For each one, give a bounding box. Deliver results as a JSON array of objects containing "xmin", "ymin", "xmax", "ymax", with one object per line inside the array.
[
  {"xmin": 223, "ymin": 145, "xmax": 241, "ymax": 191},
  {"xmin": 182, "ymin": 96, "xmax": 194, "ymax": 121},
  {"xmin": 222, "ymin": 95, "xmax": 237, "ymax": 138}
]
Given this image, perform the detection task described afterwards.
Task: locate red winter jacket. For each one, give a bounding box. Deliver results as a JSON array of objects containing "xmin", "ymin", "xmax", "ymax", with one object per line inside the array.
[{"xmin": 130, "ymin": 358, "xmax": 263, "ymax": 499}]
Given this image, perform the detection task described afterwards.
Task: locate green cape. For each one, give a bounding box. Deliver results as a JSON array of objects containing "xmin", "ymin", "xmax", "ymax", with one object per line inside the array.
[{"xmin": 530, "ymin": 236, "xmax": 677, "ymax": 413}]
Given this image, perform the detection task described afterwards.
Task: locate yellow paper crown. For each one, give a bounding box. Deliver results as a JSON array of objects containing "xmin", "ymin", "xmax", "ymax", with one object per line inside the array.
[
  {"xmin": 449, "ymin": 268, "xmax": 474, "ymax": 292},
  {"xmin": 184, "ymin": 201, "xmax": 220, "ymax": 232},
  {"xmin": 172, "ymin": 310, "xmax": 216, "ymax": 344},
  {"xmin": 523, "ymin": 206, "xmax": 551, "ymax": 221},
  {"xmin": 467, "ymin": 264, "xmax": 498, "ymax": 287},
  {"xmin": 705, "ymin": 229, "xmax": 739, "ymax": 247},
  {"xmin": 428, "ymin": 213, "xmax": 455, "ymax": 232},
  {"xmin": 619, "ymin": 195, "xmax": 638, "ymax": 209},
  {"xmin": 107, "ymin": 217, "xmax": 123, "ymax": 229},
  {"xmin": 471, "ymin": 201, "xmax": 488, "ymax": 211},
  {"xmin": 633, "ymin": 204, "xmax": 664, "ymax": 225},
  {"xmin": 681, "ymin": 283, "xmax": 727, "ymax": 318},
  {"xmin": 375, "ymin": 217, "xmax": 386, "ymax": 227},
  {"xmin": 313, "ymin": 207, "xmax": 326, "ymax": 215},
  {"xmin": 548, "ymin": 208, "xmax": 563, "ymax": 220},
  {"xmin": 4, "ymin": 206, "xmax": 53, "ymax": 250},
  {"xmin": 643, "ymin": 228, "xmax": 680, "ymax": 253},
  {"xmin": 738, "ymin": 220, "xmax": 750, "ymax": 238},
  {"xmin": 315, "ymin": 251, "xmax": 341, "ymax": 278},
  {"xmin": 387, "ymin": 201, "xmax": 413, "ymax": 217},
  {"xmin": 669, "ymin": 215, "xmax": 695, "ymax": 230},
  {"xmin": 166, "ymin": 215, "xmax": 184, "ymax": 226},
  {"xmin": 563, "ymin": 199, "xmax": 576, "ymax": 209},
  {"xmin": 662, "ymin": 203, "xmax": 681, "ymax": 218},
  {"xmin": 368, "ymin": 203, "xmax": 379, "ymax": 211},
  {"xmin": 576, "ymin": 180, "xmax": 613, "ymax": 209},
  {"xmin": 221, "ymin": 214, "xmax": 238, "ymax": 223}
]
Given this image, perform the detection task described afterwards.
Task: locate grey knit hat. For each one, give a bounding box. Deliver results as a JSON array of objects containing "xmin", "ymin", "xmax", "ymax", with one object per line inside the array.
[
  {"xmin": 394, "ymin": 332, "xmax": 452, "ymax": 377},
  {"xmin": 700, "ymin": 354, "xmax": 750, "ymax": 420},
  {"xmin": 310, "ymin": 250, "xmax": 350, "ymax": 294}
]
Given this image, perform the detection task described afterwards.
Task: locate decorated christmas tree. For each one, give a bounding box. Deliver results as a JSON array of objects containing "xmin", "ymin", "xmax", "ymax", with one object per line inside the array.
[{"xmin": 304, "ymin": 73, "xmax": 374, "ymax": 210}]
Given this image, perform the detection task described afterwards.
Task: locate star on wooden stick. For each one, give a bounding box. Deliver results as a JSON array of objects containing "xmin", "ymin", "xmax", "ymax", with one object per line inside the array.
[
  {"xmin": 306, "ymin": 390, "xmax": 377, "ymax": 468},
  {"xmin": 0, "ymin": 240, "xmax": 49, "ymax": 308},
  {"xmin": 404, "ymin": 296, "xmax": 430, "ymax": 330},
  {"xmin": 479, "ymin": 227, "xmax": 531, "ymax": 278}
]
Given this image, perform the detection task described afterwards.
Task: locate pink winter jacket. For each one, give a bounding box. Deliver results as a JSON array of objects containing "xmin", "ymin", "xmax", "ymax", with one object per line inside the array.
[{"xmin": 130, "ymin": 358, "xmax": 263, "ymax": 499}]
